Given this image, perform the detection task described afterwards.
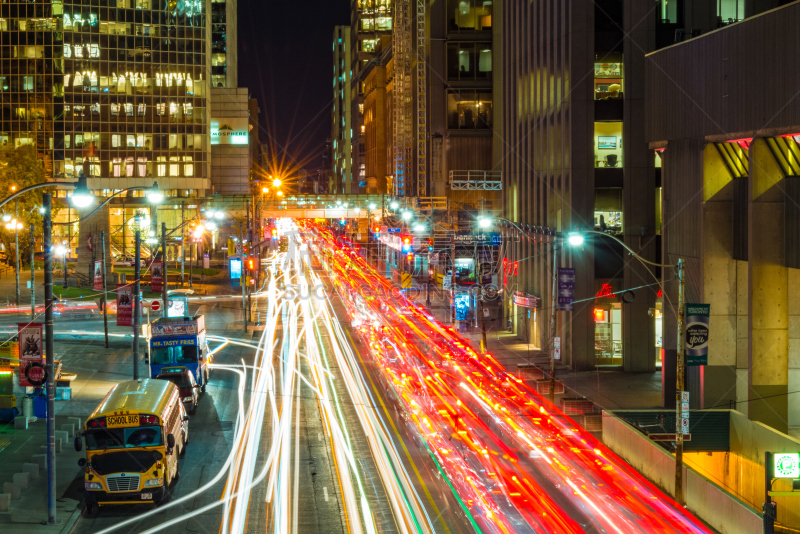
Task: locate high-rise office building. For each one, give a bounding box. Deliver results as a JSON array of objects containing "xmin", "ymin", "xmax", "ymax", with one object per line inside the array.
[
  {"xmin": 332, "ymin": 25, "xmax": 353, "ymax": 194},
  {"xmin": 211, "ymin": 0, "xmax": 237, "ymax": 88},
  {"xmin": 500, "ymin": 0, "xmax": 794, "ymax": 388},
  {"xmin": 1, "ymin": 0, "xmax": 213, "ymax": 262}
]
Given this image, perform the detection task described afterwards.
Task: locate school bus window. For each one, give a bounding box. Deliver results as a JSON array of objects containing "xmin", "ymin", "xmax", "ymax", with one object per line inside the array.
[{"xmin": 85, "ymin": 426, "xmax": 164, "ymax": 450}]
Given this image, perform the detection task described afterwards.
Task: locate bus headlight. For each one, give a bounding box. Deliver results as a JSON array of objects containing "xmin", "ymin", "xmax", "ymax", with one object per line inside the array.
[
  {"xmin": 144, "ymin": 478, "xmax": 164, "ymax": 487},
  {"xmin": 85, "ymin": 481, "xmax": 103, "ymax": 490}
]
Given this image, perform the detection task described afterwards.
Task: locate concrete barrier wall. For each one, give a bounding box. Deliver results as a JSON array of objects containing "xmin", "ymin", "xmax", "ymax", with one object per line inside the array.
[
  {"xmin": 602, "ymin": 411, "xmax": 762, "ymax": 534},
  {"xmin": 684, "ymin": 411, "xmax": 800, "ymax": 529}
]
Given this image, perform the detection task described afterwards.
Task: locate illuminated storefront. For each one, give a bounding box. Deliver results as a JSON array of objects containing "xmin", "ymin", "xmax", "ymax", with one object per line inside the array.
[{"xmin": 594, "ymin": 281, "xmax": 623, "ymax": 366}]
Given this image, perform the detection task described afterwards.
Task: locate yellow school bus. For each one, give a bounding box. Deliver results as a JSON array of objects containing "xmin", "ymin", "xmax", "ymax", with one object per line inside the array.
[{"xmin": 75, "ymin": 378, "xmax": 189, "ymax": 511}]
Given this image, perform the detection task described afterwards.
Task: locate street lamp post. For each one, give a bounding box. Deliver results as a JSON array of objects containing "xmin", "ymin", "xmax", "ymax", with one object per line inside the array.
[
  {"xmin": 133, "ymin": 230, "xmax": 141, "ymax": 380},
  {"xmin": 565, "ymin": 228, "xmax": 686, "ymax": 504},
  {"xmin": 14, "ymin": 199, "xmax": 19, "ymax": 306},
  {"xmin": 30, "ymin": 223, "xmax": 35, "ymax": 318},
  {"xmin": 42, "ymin": 193, "xmax": 56, "ymax": 525},
  {"xmin": 162, "ymin": 222, "xmax": 168, "ymax": 316}
]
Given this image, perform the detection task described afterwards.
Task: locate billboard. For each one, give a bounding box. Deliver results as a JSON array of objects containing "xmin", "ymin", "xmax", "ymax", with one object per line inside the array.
[
  {"xmin": 18, "ymin": 323, "xmax": 44, "ymax": 387},
  {"xmin": 210, "ymin": 117, "xmax": 249, "ymax": 145}
]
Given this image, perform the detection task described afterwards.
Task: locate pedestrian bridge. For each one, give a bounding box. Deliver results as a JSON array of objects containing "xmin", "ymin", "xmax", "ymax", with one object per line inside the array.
[{"xmin": 256, "ymin": 195, "xmax": 447, "ymax": 219}]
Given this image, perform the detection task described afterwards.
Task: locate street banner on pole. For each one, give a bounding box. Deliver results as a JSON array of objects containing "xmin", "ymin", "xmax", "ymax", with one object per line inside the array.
[
  {"xmin": 93, "ymin": 260, "xmax": 103, "ymax": 291},
  {"xmin": 116, "ymin": 283, "xmax": 133, "ymax": 326},
  {"xmin": 685, "ymin": 303, "xmax": 710, "ymax": 366},
  {"xmin": 151, "ymin": 260, "xmax": 163, "ymax": 292},
  {"xmin": 557, "ymin": 268, "xmax": 576, "ymax": 311},
  {"xmin": 18, "ymin": 323, "xmax": 44, "ymax": 387}
]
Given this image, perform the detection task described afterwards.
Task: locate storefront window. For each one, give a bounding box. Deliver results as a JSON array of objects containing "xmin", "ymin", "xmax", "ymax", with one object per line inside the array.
[
  {"xmin": 594, "ymin": 300, "xmax": 622, "ymax": 366},
  {"xmin": 594, "ymin": 53, "xmax": 622, "ymax": 100},
  {"xmin": 594, "ymin": 188, "xmax": 623, "ymax": 235},
  {"xmin": 594, "ymin": 121, "xmax": 623, "ymax": 168}
]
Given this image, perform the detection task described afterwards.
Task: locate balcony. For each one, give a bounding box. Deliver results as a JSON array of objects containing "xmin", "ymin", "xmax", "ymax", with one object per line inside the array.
[{"xmin": 449, "ymin": 170, "xmax": 502, "ymax": 190}]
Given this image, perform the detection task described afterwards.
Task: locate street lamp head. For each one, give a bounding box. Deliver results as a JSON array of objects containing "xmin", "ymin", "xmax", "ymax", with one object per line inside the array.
[
  {"xmin": 147, "ymin": 182, "xmax": 164, "ymax": 204},
  {"xmin": 477, "ymin": 216, "xmax": 491, "ymax": 229},
  {"xmin": 413, "ymin": 223, "xmax": 425, "ymax": 233},
  {"xmin": 390, "ymin": 201, "xmax": 399, "ymax": 210},
  {"xmin": 215, "ymin": 211, "xmax": 224, "ymax": 219},
  {"xmin": 401, "ymin": 211, "xmax": 412, "ymax": 221},
  {"xmin": 70, "ymin": 174, "xmax": 95, "ymax": 208},
  {"xmin": 568, "ymin": 232, "xmax": 585, "ymax": 246},
  {"xmin": 1, "ymin": 214, "xmax": 10, "ymax": 223},
  {"xmin": 272, "ymin": 178, "xmax": 282, "ymax": 188},
  {"xmin": 354, "ymin": 207, "xmax": 361, "ymax": 214},
  {"xmin": 39, "ymin": 207, "xmax": 45, "ymax": 214},
  {"xmin": 262, "ymin": 187, "xmax": 269, "ymax": 194},
  {"xmin": 55, "ymin": 245, "xmax": 66, "ymax": 256},
  {"xmin": 369, "ymin": 203, "xmax": 377, "ymax": 210},
  {"xmin": 276, "ymin": 191, "xmax": 283, "ymax": 197}
]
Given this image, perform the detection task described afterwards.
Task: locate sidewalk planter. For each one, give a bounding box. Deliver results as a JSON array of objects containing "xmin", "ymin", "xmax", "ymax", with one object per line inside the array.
[
  {"xmin": 533, "ymin": 379, "xmax": 564, "ymax": 395},
  {"xmin": 516, "ymin": 364, "xmax": 544, "ymax": 380},
  {"xmin": 561, "ymin": 397, "xmax": 595, "ymax": 416},
  {"xmin": 582, "ymin": 413, "xmax": 603, "ymax": 432}
]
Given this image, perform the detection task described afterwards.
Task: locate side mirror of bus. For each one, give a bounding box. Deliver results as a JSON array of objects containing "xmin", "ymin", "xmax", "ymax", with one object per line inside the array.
[
  {"xmin": 167, "ymin": 433, "xmax": 176, "ymax": 451},
  {"xmin": 74, "ymin": 437, "xmax": 83, "ymax": 452},
  {"xmin": 78, "ymin": 458, "xmax": 86, "ymax": 467}
]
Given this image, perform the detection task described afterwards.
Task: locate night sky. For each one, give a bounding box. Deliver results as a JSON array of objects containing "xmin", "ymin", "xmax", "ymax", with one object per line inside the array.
[{"xmin": 237, "ymin": 0, "xmax": 349, "ymax": 174}]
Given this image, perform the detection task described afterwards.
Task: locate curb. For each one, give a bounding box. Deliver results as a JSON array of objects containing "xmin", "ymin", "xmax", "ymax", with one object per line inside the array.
[{"xmin": 59, "ymin": 503, "xmax": 82, "ymax": 534}]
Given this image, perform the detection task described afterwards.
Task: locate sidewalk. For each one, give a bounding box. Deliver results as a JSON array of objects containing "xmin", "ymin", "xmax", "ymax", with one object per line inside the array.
[{"xmin": 0, "ymin": 338, "xmax": 142, "ymax": 533}]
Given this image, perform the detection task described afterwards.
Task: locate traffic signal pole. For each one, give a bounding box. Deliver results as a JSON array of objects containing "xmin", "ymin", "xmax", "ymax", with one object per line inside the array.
[{"xmin": 43, "ymin": 193, "xmax": 56, "ymax": 525}]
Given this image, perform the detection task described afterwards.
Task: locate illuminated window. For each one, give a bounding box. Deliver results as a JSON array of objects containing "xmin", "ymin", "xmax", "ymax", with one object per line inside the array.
[
  {"xmin": 169, "ymin": 102, "xmax": 178, "ymax": 117},
  {"xmin": 126, "ymin": 158, "xmax": 134, "ymax": 177},
  {"xmin": 112, "ymin": 134, "xmax": 122, "ymax": 147},
  {"xmin": 594, "ymin": 53, "xmax": 623, "ymax": 101},
  {"xmin": 111, "ymin": 103, "xmax": 120, "ymax": 116},
  {"xmin": 126, "ymin": 134, "xmax": 136, "ymax": 148},
  {"xmin": 89, "ymin": 44, "xmax": 100, "ymax": 58},
  {"xmin": 63, "ymin": 44, "xmax": 72, "ymax": 58},
  {"xmin": 138, "ymin": 158, "xmax": 148, "ymax": 177},
  {"xmin": 183, "ymin": 103, "xmax": 192, "ymax": 118},
  {"xmin": 90, "ymin": 103, "xmax": 100, "ymax": 115},
  {"xmin": 157, "ymin": 164, "xmax": 166, "ymax": 177},
  {"xmin": 112, "ymin": 158, "xmax": 122, "ymax": 177},
  {"xmin": 124, "ymin": 103, "xmax": 134, "ymax": 116},
  {"xmin": 137, "ymin": 103, "xmax": 146, "ymax": 116},
  {"xmin": 64, "ymin": 135, "xmax": 71, "ymax": 149},
  {"xmin": 184, "ymin": 164, "xmax": 194, "ymax": 176},
  {"xmin": 156, "ymin": 103, "xmax": 166, "ymax": 116},
  {"xmin": 169, "ymin": 164, "xmax": 179, "ymax": 176}
]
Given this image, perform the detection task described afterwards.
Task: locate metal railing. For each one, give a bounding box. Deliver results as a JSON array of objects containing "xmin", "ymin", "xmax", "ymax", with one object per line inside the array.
[{"xmin": 449, "ymin": 170, "xmax": 503, "ymax": 190}]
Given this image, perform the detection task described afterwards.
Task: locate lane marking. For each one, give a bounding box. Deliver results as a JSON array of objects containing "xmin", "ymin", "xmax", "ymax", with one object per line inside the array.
[
  {"xmin": 323, "ymin": 487, "xmax": 329, "ymax": 502},
  {"xmin": 318, "ymin": 432, "xmax": 322, "ymax": 441}
]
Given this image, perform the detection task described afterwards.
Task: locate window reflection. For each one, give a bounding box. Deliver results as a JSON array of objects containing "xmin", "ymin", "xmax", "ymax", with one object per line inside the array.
[
  {"xmin": 594, "ymin": 53, "xmax": 623, "ymax": 100},
  {"xmin": 447, "ymin": 0, "xmax": 493, "ymax": 32}
]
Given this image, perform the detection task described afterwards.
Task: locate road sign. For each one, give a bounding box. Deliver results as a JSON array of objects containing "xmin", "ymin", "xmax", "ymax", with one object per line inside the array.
[
  {"xmin": 554, "ymin": 337, "xmax": 561, "ymax": 360},
  {"xmin": 677, "ymin": 390, "xmax": 690, "ymax": 435},
  {"xmin": 773, "ymin": 453, "xmax": 800, "ymax": 479},
  {"xmin": 680, "ymin": 417, "xmax": 690, "ymax": 434},
  {"xmin": 151, "ymin": 300, "xmax": 161, "ymax": 312}
]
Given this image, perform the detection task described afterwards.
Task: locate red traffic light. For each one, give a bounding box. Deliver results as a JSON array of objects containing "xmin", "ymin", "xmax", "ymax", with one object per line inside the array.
[
  {"xmin": 374, "ymin": 227, "xmax": 380, "ymax": 233},
  {"xmin": 247, "ymin": 259, "xmax": 255, "ymax": 270},
  {"xmin": 403, "ymin": 237, "xmax": 411, "ymax": 245}
]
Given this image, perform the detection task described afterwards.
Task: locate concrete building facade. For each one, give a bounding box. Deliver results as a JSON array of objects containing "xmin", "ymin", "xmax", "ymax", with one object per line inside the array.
[
  {"xmin": 498, "ymin": 0, "xmax": 793, "ymax": 382},
  {"xmin": 646, "ymin": 0, "xmax": 800, "ymax": 432}
]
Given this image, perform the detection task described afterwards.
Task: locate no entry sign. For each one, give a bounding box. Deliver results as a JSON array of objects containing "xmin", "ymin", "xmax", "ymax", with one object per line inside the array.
[{"xmin": 151, "ymin": 300, "xmax": 161, "ymax": 312}]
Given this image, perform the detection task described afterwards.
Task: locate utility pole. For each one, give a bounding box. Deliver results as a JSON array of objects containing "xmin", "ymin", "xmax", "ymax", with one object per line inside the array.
[
  {"xmin": 15, "ymin": 199, "xmax": 20, "ymax": 306},
  {"xmin": 675, "ymin": 258, "xmax": 686, "ymax": 505},
  {"xmin": 548, "ymin": 236, "xmax": 558, "ymax": 403},
  {"xmin": 133, "ymin": 230, "xmax": 141, "ymax": 380},
  {"xmin": 42, "ymin": 193, "xmax": 56, "ymax": 525},
  {"xmin": 29, "ymin": 223, "xmax": 35, "ymax": 318},
  {"xmin": 161, "ymin": 222, "xmax": 168, "ymax": 316},
  {"xmin": 101, "ymin": 231, "xmax": 109, "ymax": 348}
]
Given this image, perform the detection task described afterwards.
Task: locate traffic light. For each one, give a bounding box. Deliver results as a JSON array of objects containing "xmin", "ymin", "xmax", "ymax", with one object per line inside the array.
[
  {"xmin": 339, "ymin": 218, "xmax": 346, "ymax": 226},
  {"xmin": 406, "ymin": 252, "xmax": 414, "ymax": 262},
  {"xmin": 271, "ymin": 228, "xmax": 278, "ymax": 241},
  {"xmin": 247, "ymin": 258, "xmax": 255, "ymax": 271},
  {"xmin": 427, "ymin": 238, "xmax": 433, "ymax": 252},
  {"xmin": 243, "ymin": 245, "xmax": 249, "ymax": 258},
  {"xmin": 374, "ymin": 226, "xmax": 380, "ymax": 234}
]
